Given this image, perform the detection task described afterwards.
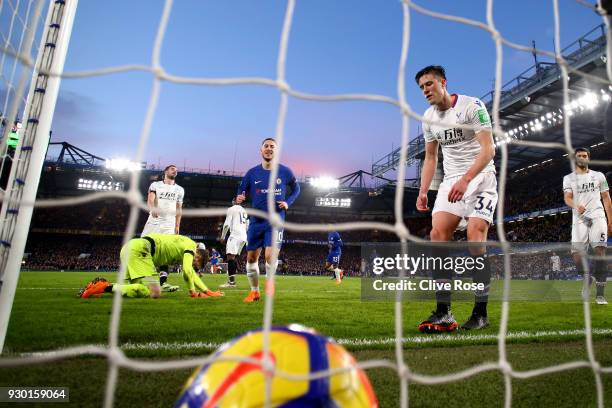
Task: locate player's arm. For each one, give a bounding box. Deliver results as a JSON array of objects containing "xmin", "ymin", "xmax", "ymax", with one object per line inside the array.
[
  {"xmin": 236, "ymin": 170, "xmax": 250, "ymax": 204},
  {"xmin": 182, "ymin": 250, "xmax": 196, "ymax": 275},
  {"xmin": 417, "ymin": 140, "xmax": 438, "ymax": 212},
  {"xmin": 601, "ymin": 191, "xmax": 612, "ymax": 234},
  {"xmin": 220, "ymin": 209, "xmax": 231, "ymax": 242},
  {"xmin": 278, "ymin": 170, "xmax": 301, "ymax": 210},
  {"xmin": 448, "ymin": 130, "xmax": 495, "ymax": 203},
  {"xmin": 147, "ymin": 188, "xmax": 159, "ymax": 217},
  {"xmin": 175, "ymin": 202, "xmax": 182, "ymax": 234},
  {"xmin": 563, "ymin": 191, "xmax": 575, "ymax": 209},
  {"xmin": 175, "ymin": 187, "xmax": 184, "ymax": 234}
]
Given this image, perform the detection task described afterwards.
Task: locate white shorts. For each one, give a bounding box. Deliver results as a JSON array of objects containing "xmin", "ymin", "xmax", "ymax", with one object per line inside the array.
[
  {"xmin": 141, "ymin": 218, "xmax": 175, "ymax": 236},
  {"xmin": 571, "ymin": 217, "xmax": 608, "ymax": 252},
  {"xmin": 226, "ymin": 236, "xmax": 246, "ymax": 255},
  {"xmin": 433, "ymin": 172, "xmax": 498, "ymax": 224}
]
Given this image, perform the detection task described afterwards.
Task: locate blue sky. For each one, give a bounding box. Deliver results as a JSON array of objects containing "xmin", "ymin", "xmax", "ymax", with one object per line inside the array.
[{"xmin": 43, "ymin": 0, "xmax": 604, "ymax": 179}]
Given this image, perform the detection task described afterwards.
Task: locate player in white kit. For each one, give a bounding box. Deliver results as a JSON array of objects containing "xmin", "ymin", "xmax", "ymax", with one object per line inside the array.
[
  {"xmin": 218, "ymin": 199, "xmax": 249, "ymax": 288},
  {"xmin": 141, "ymin": 164, "xmax": 184, "ymax": 292},
  {"xmin": 550, "ymin": 252, "xmax": 561, "ymax": 279},
  {"xmin": 563, "ymin": 147, "xmax": 612, "ymax": 305},
  {"xmin": 415, "ymin": 65, "xmax": 497, "ymax": 332}
]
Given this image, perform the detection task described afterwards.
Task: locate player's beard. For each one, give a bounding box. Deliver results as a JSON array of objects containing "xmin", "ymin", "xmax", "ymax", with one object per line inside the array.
[
  {"xmin": 166, "ymin": 173, "xmax": 176, "ymax": 180},
  {"xmin": 576, "ymin": 159, "xmax": 588, "ymax": 170}
]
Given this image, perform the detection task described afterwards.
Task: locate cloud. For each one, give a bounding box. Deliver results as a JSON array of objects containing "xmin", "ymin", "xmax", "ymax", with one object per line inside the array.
[{"xmin": 53, "ymin": 90, "xmax": 99, "ymax": 124}]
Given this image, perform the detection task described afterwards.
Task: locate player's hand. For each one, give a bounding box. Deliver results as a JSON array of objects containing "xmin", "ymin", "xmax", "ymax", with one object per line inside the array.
[
  {"xmin": 448, "ymin": 177, "xmax": 469, "ymax": 203},
  {"xmin": 577, "ymin": 205, "xmax": 586, "ymax": 214},
  {"xmin": 608, "ymin": 222, "xmax": 612, "ymax": 236},
  {"xmin": 219, "ymin": 238, "xmax": 225, "ymax": 245},
  {"xmin": 151, "ymin": 207, "xmax": 160, "ymax": 218},
  {"xmin": 277, "ymin": 201, "xmax": 289, "ymax": 210},
  {"xmin": 236, "ymin": 193, "xmax": 246, "ymax": 204},
  {"xmin": 416, "ymin": 193, "xmax": 430, "ymax": 212}
]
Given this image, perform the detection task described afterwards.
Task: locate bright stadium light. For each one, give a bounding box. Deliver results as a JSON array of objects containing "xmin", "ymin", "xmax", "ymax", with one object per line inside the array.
[
  {"xmin": 77, "ymin": 178, "xmax": 124, "ymax": 191},
  {"xmin": 105, "ymin": 158, "xmax": 144, "ymax": 172},
  {"xmin": 580, "ymin": 92, "xmax": 598, "ymax": 109},
  {"xmin": 502, "ymin": 87, "xmax": 612, "ymax": 149},
  {"xmin": 309, "ymin": 176, "xmax": 339, "ymax": 189}
]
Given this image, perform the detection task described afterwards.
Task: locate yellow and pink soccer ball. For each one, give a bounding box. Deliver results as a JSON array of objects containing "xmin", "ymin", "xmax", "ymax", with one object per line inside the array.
[{"xmin": 175, "ymin": 325, "xmax": 378, "ymax": 407}]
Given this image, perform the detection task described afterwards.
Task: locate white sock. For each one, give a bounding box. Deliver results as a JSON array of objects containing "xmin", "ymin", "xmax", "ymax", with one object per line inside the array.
[
  {"xmin": 334, "ymin": 268, "xmax": 341, "ymax": 280},
  {"xmin": 246, "ymin": 262, "xmax": 259, "ymax": 292},
  {"xmin": 265, "ymin": 262, "xmax": 276, "ymax": 278}
]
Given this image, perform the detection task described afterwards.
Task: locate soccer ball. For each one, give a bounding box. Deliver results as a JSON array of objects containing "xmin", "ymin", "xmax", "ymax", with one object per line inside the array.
[{"xmin": 175, "ymin": 324, "xmax": 378, "ymax": 407}]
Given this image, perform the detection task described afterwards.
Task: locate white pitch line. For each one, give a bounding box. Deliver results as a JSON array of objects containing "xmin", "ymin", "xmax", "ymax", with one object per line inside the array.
[
  {"xmin": 17, "ymin": 288, "xmax": 342, "ymax": 293},
  {"xmin": 16, "ymin": 328, "xmax": 612, "ymax": 357},
  {"xmin": 335, "ymin": 328, "xmax": 612, "ymax": 347},
  {"xmin": 18, "ymin": 287, "xmax": 81, "ymax": 290}
]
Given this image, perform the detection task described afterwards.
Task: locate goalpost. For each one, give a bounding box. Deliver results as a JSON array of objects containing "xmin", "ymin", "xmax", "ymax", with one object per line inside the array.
[{"xmin": 0, "ymin": 0, "xmax": 78, "ymax": 352}]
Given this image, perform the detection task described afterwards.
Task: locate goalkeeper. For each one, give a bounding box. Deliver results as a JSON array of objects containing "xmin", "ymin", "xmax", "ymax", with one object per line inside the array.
[{"xmin": 78, "ymin": 234, "xmax": 224, "ymax": 299}]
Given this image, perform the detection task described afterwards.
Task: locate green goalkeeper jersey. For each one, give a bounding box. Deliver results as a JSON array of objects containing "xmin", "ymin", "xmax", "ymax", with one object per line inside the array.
[{"xmin": 144, "ymin": 233, "xmax": 198, "ymax": 274}]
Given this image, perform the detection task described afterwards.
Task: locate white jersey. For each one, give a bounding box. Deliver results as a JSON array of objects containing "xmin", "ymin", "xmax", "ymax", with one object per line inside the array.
[
  {"xmin": 423, "ymin": 94, "xmax": 494, "ymax": 178},
  {"xmin": 562, "ymin": 170, "xmax": 609, "ymax": 224},
  {"xmin": 550, "ymin": 255, "xmax": 560, "ymax": 272},
  {"xmin": 222, "ymin": 205, "xmax": 248, "ymax": 241},
  {"xmin": 143, "ymin": 181, "xmax": 184, "ymax": 233}
]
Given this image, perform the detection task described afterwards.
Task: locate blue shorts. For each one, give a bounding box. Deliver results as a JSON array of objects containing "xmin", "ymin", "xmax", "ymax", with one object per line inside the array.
[
  {"xmin": 211, "ymin": 258, "xmax": 219, "ymax": 266},
  {"xmin": 326, "ymin": 252, "xmax": 341, "ymax": 266},
  {"xmin": 246, "ymin": 222, "xmax": 284, "ymax": 251}
]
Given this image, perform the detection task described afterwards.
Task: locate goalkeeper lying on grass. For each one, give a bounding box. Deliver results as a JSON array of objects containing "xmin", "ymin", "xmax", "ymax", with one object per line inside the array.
[{"xmin": 79, "ymin": 233, "xmax": 224, "ymax": 299}]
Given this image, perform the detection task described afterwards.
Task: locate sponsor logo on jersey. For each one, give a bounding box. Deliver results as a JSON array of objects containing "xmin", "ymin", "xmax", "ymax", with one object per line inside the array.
[
  {"xmin": 159, "ymin": 191, "xmax": 178, "ymax": 200},
  {"xmin": 256, "ymin": 188, "xmax": 282, "ymax": 195},
  {"xmin": 438, "ymin": 128, "xmax": 464, "ymax": 145},
  {"xmin": 579, "ymin": 182, "xmax": 596, "ymax": 193}
]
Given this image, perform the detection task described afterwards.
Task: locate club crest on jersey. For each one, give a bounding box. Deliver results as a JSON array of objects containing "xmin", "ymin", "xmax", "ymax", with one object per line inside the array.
[{"xmin": 276, "ymin": 178, "xmax": 282, "ymax": 185}]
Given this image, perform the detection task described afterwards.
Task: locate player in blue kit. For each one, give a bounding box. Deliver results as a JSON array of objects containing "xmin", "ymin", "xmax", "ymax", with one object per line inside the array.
[
  {"xmin": 209, "ymin": 248, "xmax": 221, "ymax": 274},
  {"xmin": 326, "ymin": 231, "xmax": 344, "ymax": 284},
  {"xmin": 236, "ymin": 138, "xmax": 301, "ymax": 302}
]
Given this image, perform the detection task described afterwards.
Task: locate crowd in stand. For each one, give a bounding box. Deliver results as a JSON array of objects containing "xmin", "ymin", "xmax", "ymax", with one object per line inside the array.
[
  {"xmin": 23, "ymin": 147, "xmax": 612, "ymax": 276},
  {"xmin": 24, "ymin": 235, "xmax": 118, "ymax": 271}
]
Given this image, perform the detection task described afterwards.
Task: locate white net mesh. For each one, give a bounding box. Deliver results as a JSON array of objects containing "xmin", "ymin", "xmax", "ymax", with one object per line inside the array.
[{"xmin": 0, "ymin": 1, "xmax": 611, "ymax": 407}]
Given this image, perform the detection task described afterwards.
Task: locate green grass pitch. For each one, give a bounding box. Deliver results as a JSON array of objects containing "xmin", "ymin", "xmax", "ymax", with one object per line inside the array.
[{"xmin": 0, "ymin": 271, "xmax": 610, "ymax": 407}]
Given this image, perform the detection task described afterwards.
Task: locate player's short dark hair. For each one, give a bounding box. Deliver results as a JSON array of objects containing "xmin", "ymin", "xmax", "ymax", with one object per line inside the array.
[
  {"xmin": 415, "ymin": 65, "xmax": 446, "ymax": 84},
  {"xmin": 261, "ymin": 137, "xmax": 276, "ymax": 145},
  {"xmin": 574, "ymin": 147, "xmax": 590, "ymax": 158}
]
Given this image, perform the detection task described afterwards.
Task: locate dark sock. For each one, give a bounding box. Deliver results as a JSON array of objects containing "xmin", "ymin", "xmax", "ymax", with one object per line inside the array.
[
  {"xmin": 104, "ymin": 284, "xmax": 113, "ymax": 293},
  {"xmin": 159, "ymin": 266, "xmax": 169, "ymax": 285},
  {"xmin": 594, "ymin": 260, "xmax": 607, "ymax": 296},
  {"xmin": 228, "ymin": 259, "xmax": 237, "ymax": 284},
  {"xmin": 473, "ymin": 254, "xmax": 490, "ymax": 315},
  {"xmin": 473, "ymin": 301, "xmax": 488, "ymax": 316},
  {"xmin": 435, "ymin": 293, "xmax": 451, "ymax": 314}
]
